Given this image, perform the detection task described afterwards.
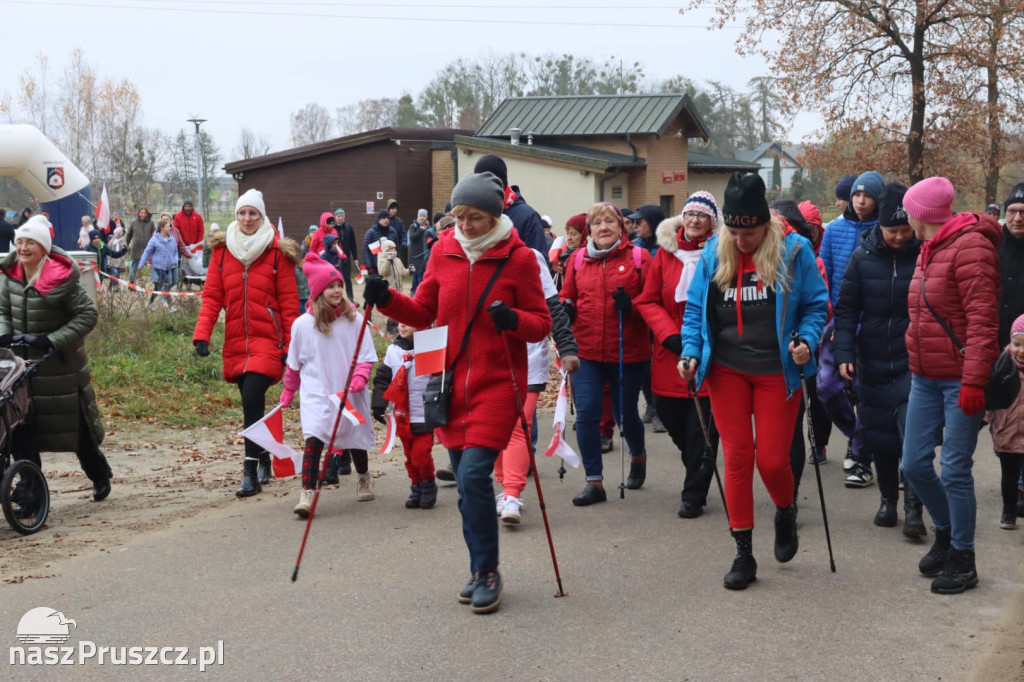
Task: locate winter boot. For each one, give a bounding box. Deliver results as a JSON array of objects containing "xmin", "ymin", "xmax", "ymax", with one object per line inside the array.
[
  {"xmin": 236, "ymin": 458, "xmax": 262, "ymax": 497},
  {"xmin": 405, "ymin": 482, "xmax": 422, "ymax": 508},
  {"xmin": 458, "ymin": 574, "xmax": 479, "ymax": 604},
  {"xmin": 323, "ymin": 454, "xmax": 340, "ymax": 486},
  {"xmin": 874, "ymin": 498, "xmax": 898, "ymax": 527},
  {"xmin": 774, "ymin": 504, "xmax": 799, "ymax": 563},
  {"xmin": 903, "ymin": 485, "xmax": 927, "ymax": 538},
  {"xmin": 92, "ymin": 477, "xmax": 112, "ymax": 502},
  {"xmin": 419, "ymin": 478, "xmax": 438, "ymax": 509},
  {"xmin": 356, "ymin": 472, "xmax": 375, "ymax": 501},
  {"xmin": 724, "ymin": 530, "xmax": 757, "ymax": 590},
  {"xmin": 471, "ymin": 570, "xmax": 503, "ymax": 614},
  {"xmin": 626, "ymin": 453, "xmax": 647, "ymax": 490},
  {"xmin": 293, "ymin": 489, "xmax": 314, "ymax": 518},
  {"xmin": 337, "ymin": 451, "xmax": 352, "ymax": 476},
  {"xmin": 257, "ymin": 453, "xmax": 271, "ymax": 486},
  {"xmin": 919, "ymin": 527, "xmax": 951, "ymax": 576},
  {"xmin": 930, "ymin": 547, "xmax": 979, "ymax": 594}
]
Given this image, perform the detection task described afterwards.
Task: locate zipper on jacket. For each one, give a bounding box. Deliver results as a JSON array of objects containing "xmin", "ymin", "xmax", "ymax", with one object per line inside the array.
[
  {"xmin": 242, "ymin": 265, "xmax": 251, "ymax": 373},
  {"xmin": 267, "ymin": 306, "xmax": 283, "ymax": 349},
  {"xmin": 889, "ymin": 255, "xmax": 897, "ymax": 376},
  {"xmin": 463, "ymin": 261, "xmax": 473, "ymax": 439}
]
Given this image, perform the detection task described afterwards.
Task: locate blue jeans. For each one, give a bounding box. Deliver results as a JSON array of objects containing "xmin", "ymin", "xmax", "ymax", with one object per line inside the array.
[
  {"xmin": 901, "ymin": 374, "xmax": 983, "ymax": 550},
  {"xmin": 411, "ymin": 266, "xmax": 424, "ymax": 295},
  {"xmin": 449, "ymin": 447, "xmax": 499, "ymax": 574},
  {"xmin": 574, "ymin": 358, "xmax": 646, "ymax": 481}
]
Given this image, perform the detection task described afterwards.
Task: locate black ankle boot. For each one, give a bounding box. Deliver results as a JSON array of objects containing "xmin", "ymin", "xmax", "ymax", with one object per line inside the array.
[
  {"xmin": 323, "ymin": 454, "xmax": 340, "ymax": 486},
  {"xmin": 774, "ymin": 505, "xmax": 799, "ymax": 563},
  {"xmin": 236, "ymin": 459, "xmax": 262, "ymax": 497},
  {"xmin": 930, "ymin": 547, "xmax": 979, "ymax": 594},
  {"xmin": 903, "ymin": 486, "xmax": 926, "ymax": 538},
  {"xmin": 874, "ymin": 498, "xmax": 898, "ymax": 527},
  {"xmin": 572, "ymin": 483, "xmax": 607, "ymax": 506},
  {"xmin": 92, "ymin": 478, "xmax": 111, "ymax": 502},
  {"xmin": 419, "ymin": 478, "xmax": 438, "ymax": 509},
  {"xmin": 626, "ymin": 454, "xmax": 646, "ymax": 490},
  {"xmin": 405, "ymin": 482, "xmax": 421, "ymax": 508},
  {"xmin": 724, "ymin": 530, "xmax": 757, "ymax": 590},
  {"xmin": 337, "ymin": 451, "xmax": 352, "ymax": 476},
  {"xmin": 257, "ymin": 454, "xmax": 271, "ymax": 486},
  {"xmin": 919, "ymin": 527, "xmax": 951, "ymax": 576}
]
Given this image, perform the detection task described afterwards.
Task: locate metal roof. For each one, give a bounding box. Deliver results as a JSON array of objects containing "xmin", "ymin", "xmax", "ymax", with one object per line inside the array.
[
  {"xmin": 476, "ymin": 94, "xmax": 708, "ymax": 140},
  {"xmin": 455, "ymin": 135, "xmax": 645, "ymax": 171},
  {"xmin": 687, "ymin": 151, "xmax": 761, "ymax": 173}
]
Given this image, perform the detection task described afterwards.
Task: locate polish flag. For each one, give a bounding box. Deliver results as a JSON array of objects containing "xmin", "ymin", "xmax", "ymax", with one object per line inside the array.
[
  {"xmin": 277, "ymin": 216, "xmax": 285, "ymax": 240},
  {"xmin": 369, "ymin": 240, "xmax": 382, "ymax": 255},
  {"xmin": 413, "ymin": 326, "xmax": 448, "ymax": 376},
  {"xmin": 356, "ymin": 265, "xmax": 367, "ymax": 285},
  {"xmin": 95, "ymin": 185, "xmax": 110, "ymax": 231},
  {"xmin": 544, "ymin": 374, "xmax": 580, "ymax": 468},
  {"xmin": 329, "ymin": 392, "xmax": 367, "ymax": 425},
  {"xmin": 548, "ymin": 235, "xmax": 566, "ymax": 264},
  {"xmin": 380, "ymin": 413, "xmax": 397, "ymax": 454},
  {"xmin": 239, "ymin": 405, "xmax": 303, "ymax": 478}
]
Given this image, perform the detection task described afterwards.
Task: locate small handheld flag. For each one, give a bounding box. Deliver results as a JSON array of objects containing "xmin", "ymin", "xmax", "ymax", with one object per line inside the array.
[
  {"xmin": 413, "ymin": 326, "xmax": 448, "ymax": 376},
  {"xmin": 369, "ymin": 240, "xmax": 382, "ymax": 255},
  {"xmin": 239, "ymin": 405, "xmax": 303, "ymax": 477},
  {"xmin": 545, "ymin": 374, "xmax": 580, "ymax": 468},
  {"xmin": 380, "ymin": 413, "xmax": 397, "ymax": 454}
]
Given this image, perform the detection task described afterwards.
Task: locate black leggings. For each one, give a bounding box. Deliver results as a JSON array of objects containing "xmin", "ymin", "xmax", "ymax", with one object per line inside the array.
[
  {"xmin": 13, "ymin": 413, "xmax": 111, "ymax": 483},
  {"xmin": 238, "ymin": 372, "xmax": 275, "ymax": 461},
  {"xmin": 997, "ymin": 452, "xmax": 1024, "ymax": 512}
]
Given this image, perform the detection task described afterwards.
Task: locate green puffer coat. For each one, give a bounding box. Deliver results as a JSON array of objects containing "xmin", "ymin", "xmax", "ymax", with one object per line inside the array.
[{"xmin": 0, "ymin": 247, "xmax": 104, "ymax": 452}]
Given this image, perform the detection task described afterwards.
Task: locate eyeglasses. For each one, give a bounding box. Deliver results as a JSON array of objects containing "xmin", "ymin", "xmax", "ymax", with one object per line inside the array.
[
  {"xmin": 1007, "ymin": 208, "xmax": 1024, "ymax": 218},
  {"xmin": 683, "ymin": 211, "xmax": 712, "ymax": 221}
]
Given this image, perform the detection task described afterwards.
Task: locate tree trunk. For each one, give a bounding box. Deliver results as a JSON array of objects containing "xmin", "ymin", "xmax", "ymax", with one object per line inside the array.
[
  {"xmin": 907, "ymin": 8, "xmax": 927, "ymax": 183},
  {"xmin": 984, "ymin": 4, "xmax": 1006, "ymax": 206}
]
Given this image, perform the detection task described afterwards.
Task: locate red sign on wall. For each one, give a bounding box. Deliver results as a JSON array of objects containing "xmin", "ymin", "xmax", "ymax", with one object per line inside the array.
[
  {"xmin": 662, "ymin": 172, "xmax": 673, "ymax": 184},
  {"xmin": 673, "ymin": 171, "xmax": 686, "ymax": 181}
]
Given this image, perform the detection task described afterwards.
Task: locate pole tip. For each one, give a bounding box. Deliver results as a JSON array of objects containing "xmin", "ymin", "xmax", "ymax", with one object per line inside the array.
[{"xmin": 291, "ymin": 567, "xmax": 299, "ymax": 582}]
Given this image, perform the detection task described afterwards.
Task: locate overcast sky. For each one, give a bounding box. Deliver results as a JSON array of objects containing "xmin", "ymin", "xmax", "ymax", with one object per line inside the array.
[{"xmin": 1, "ymin": 0, "xmax": 822, "ymax": 163}]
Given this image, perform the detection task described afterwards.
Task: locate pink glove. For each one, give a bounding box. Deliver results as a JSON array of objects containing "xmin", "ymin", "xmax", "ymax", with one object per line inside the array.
[
  {"xmin": 349, "ymin": 361, "xmax": 373, "ymax": 393},
  {"xmin": 349, "ymin": 376, "xmax": 368, "ymax": 393},
  {"xmin": 957, "ymin": 384, "xmax": 985, "ymax": 417},
  {"xmin": 281, "ymin": 366, "xmax": 300, "ymax": 407},
  {"xmin": 280, "ymin": 389, "xmax": 295, "ymax": 407}
]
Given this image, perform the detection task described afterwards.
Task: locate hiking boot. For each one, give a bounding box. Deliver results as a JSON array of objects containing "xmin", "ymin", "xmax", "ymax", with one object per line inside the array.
[
  {"xmin": 236, "ymin": 458, "xmax": 262, "ymax": 497},
  {"xmin": 293, "ymin": 488, "xmax": 314, "ymax": 518},
  {"xmin": 356, "ymin": 473, "xmax": 375, "ymax": 501},
  {"xmin": 678, "ymin": 499, "xmax": 703, "ymax": 519},
  {"xmin": 323, "ymin": 454, "xmax": 340, "ymax": 486},
  {"xmin": 903, "ymin": 485, "xmax": 926, "ymax": 538},
  {"xmin": 495, "ymin": 491, "xmax": 506, "ymax": 516},
  {"xmin": 724, "ymin": 530, "xmax": 757, "ymax": 590},
  {"xmin": 471, "ymin": 571, "xmax": 502, "ymax": 613},
  {"xmin": 651, "ymin": 415, "xmax": 668, "ymax": 433},
  {"xmin": 999, "ymin": 505, "xmax": 1017, "ymax": 530},
  {"xmin": 845, "ymin": 462, "xmax": 875, "ymax": 488},
  {"xmin": 436, "ymin": 467, "xmax": 455, "ymax": 482},
  {"xmin": 573, "ymin": 482, "xmax": 607, "ymax": 506},
  {"xmin": 808, "ymin": 447, "xmax": 826, "ymax": 464},
  {"xmin": 257, "ymin": 454, "xmax": 271, "ymax": 486},
  {"xmin": 405, "ymin": 483, "xmax": 422, "ymax": 508},
  {"xmin": 919, "ymin": 528, "xmax": 951, "ymax": 576},
  {"xmin": 774, "ymin": 504, "xmax": 799, "ymax": 563},
  {"xmin": 419, "ymin": 478, "xmax": 438, "ymax": 509},
  {"xmin": 458, "ymin": 574, "xmax": 479, "ymax": 604},
  {"xmin": 600, "ymin": 436, "xmax": 614, "ymax": 453},
  {"xmin": 642, "ymin": 404, "xmax": 656, "ymax": 424},
  {"xmin": 337, "ymin": 452, "xmax": 352, "ymax": 476},
  {"xmin": 930, "ymin": 548, "xmax": 979, "ymax": 594},
  {"xmin": 626, "ymin": 454, "xmax": 647, "ymax": 490},
  {"xmin": 874, "ymin": 498, "xmax": 898, "ymax": 527},
  {"xmin": 501, "ymin": 495, "xmax": 523, "ymax": 524}
]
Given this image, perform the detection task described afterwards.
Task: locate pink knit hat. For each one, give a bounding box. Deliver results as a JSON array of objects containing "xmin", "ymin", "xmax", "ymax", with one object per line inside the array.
[
  {"xmin": 1012, "ymin": 314, "xmax": 1024, "ymax": 338},
  {"xmin": 903, "ymin": 177, "xmax": 955, "ymax": 224},
  {"xmin": 303, "ymin": 252, "xmax": 343, "ymax": 303}
]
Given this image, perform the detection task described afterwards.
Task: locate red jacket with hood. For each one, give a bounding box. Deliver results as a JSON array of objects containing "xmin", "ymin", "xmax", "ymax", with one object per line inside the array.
[
  {"xmin": 309, "ymin": 212, "xmax": 336, "ymax": 256},
  {"xmin": 193, "ymin": 229, "xmax": 301, "ymax": 383},
  {"xmin": 560, "ymin": 234, "xmax": 652, "ymax": 364},
  {"xmin": 173, "ymin": 208, "xmax": 205, "ymax": 246},
  {"xmin": 380, "ymin": 222, "xmax": 551, "ymax": 452},
  {"xmin": 905, "ymin": 212, "xmax": 1001, "ymax": 385}
]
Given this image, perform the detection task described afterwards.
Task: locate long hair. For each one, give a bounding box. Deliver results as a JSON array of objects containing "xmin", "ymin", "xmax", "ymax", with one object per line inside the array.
[
  {"xmin": 712, "ymin": 216, "xmax": 789, "ymax": 292},
  {"xmin": 311, "ymin": 287, "xmax": 355, "ymax": 334}
]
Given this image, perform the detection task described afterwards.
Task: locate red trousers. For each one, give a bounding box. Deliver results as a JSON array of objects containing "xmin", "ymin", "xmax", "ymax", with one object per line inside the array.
[
  {"xmin": 401, "ymin": 431, "xmax": 436, "ymax": 483},
  {"xmin": 494, "ymin": 391, "xmax": 539, "ymax": 499},
  {"xmin": 706, "ymin": 364, "xmax": 801, "ymax": 530}
]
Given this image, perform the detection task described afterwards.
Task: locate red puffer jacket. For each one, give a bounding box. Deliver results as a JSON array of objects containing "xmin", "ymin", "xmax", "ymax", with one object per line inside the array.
[
  {"xmin": 905, "ymin": 212, "xmax": 1001, "ymax": 385},
  {"xmin": 193, "ymin": 229, "xmax": 301, "ymax": 383},
  {"xmin": 560, "ymin": 235, "xmax": 652, "ymax": 364},
  {"xmin": 635, "ymin": 215, "xmax": 709, "ymax": 398},
  {"xmin": 173, "ymin": 209, "xmax": 205, "ymax": 245},
  {"xmin": 380, "ymin": 222, "xmax": 551, "ymax": 452}
]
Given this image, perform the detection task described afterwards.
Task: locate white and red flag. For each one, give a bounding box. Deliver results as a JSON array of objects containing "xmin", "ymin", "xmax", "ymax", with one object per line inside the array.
[
  {"xmin": 356, "ymin": 265, "xmax": 367, "ymax": 285},
  {"xmin": 239, "ymin": 405, "xmax": 303, "ymax": 478},
  {"xmin": 544, "ymin": 374, "xmax": 580, "ymax": 468},
  {"xmin": 329, "ymin": 392, "xmax": 367, "ymax": 425},
  {"xmin": 95, "ymin": 184, "xmax": 110, "ymax": 232},
  {"xmin": 413, "ymin": 326, "xmax": 448, "ymax": 376},
  {"xmin": 368, "ymin": 240, "xmax": 382, "ymax": 255},
  {"xmin": 277, "ymin": 216, "xmax": 285, "ymax": 240},
  {"xmin": 380, "ymin": 413, "xmax": 397, "ymax": 454}
]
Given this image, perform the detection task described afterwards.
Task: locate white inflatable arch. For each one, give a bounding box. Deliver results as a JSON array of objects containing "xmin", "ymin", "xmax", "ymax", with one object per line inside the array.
[{"xmin": 0, "ymin": 124, "xmax": 91, "ymax": 249}]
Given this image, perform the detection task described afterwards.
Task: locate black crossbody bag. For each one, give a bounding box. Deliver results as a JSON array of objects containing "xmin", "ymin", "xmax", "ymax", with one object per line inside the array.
[{"xmin": 422, "ymin": 259, "xmax": 508, "ymax": 429}]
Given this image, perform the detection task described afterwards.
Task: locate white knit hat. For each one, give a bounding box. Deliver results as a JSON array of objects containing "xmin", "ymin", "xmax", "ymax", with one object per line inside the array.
[
  {"xmin": 235, "ymin": 188, "xmax": 266, "ymax": 218},
  {"xmin": 15, "ymin": 215, "xmax": 53, "ymax": 253}
]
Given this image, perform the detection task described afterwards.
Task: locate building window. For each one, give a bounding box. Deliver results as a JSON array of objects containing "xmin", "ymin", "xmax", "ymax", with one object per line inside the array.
[
  {"xmin": 611, "ymin": 186, "xmax": 623, "ymax": 199},
  {"xmin": 659, "ymin": 195, "xmax": 674, "ymax": 216}
]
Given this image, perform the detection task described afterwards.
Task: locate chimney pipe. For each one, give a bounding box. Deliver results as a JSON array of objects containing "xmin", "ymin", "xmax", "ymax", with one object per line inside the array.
[
  {"xmin": 509, "ymin": 127, "xmax": 522, "ymax": 145},
  {"xmin": 526, "ymin": 132, "xmax": 534, "ymax": 146}
]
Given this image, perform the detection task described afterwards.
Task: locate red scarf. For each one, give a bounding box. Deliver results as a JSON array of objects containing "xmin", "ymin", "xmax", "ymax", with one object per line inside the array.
[
  {"xmin": 383, "ymin": 352, "xmax": 414, "ymax": 439},
  {"xmin": 503, "ymin": 185, "xmax": 516, "ymax": 210}
]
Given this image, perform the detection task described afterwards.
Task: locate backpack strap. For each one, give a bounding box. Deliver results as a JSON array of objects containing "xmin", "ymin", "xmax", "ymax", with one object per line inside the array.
[
  {"xmin": 632, "ymin": 243, "xmax": 642, "ymax": 273},
  {"xmin": 574, "ymin": 248, "xmax": 585, "ymax": 270}
]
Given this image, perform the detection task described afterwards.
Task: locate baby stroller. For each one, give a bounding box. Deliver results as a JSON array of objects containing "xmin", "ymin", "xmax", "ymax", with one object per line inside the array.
[{"xmin": 0, "ymin": 343, "xmax": 54, "ymax": 534}]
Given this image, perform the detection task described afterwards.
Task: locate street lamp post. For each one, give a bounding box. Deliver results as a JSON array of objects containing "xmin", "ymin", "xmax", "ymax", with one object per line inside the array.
[{"xmin": 186, "ymin": 118, "xmax": 207, "ymax": 218}]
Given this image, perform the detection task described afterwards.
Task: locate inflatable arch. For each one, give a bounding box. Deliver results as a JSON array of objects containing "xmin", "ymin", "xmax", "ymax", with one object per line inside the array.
[{"xmin": 0, "ymin": 124, "xmax": 91, "ymax": 250}]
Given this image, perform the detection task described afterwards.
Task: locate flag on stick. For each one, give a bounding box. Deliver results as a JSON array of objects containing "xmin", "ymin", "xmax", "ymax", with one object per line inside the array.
[
  {"xmin": 239, "ymin": 405, "xmax": 303, "ymax": 477},
  {"xmin": 413, "ymin": 326, "xmax": 448, "ymax": 376},
  {"xmin": 329, "ymin": 392, "xmax": 367, "ymax": 425},
  {"xmin": 380, "ymin": 413, "xmax": 397, "ymax": 454},
  {"xmin": 544, "ymin": 374, "xmax": 580, "ymax": 468},
  {"xmin": 277, "ymin": 216, "xmax": 285, "ymax": 239},
  {"xmin": 356, "ymin": 265, "xmax": 367, "ymax": 285},
  {"xmin": 369, "ymin": 240, "xmax": 382, "ymax": 255},
  {"xmin": 95, "ymin": 185, "xmax": 110, "ymax": 232}
]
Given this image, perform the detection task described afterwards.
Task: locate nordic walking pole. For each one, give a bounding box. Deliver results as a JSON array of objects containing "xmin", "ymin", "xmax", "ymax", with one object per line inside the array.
[
  {"xmin": 292, "ymin": 302, "xmax": 374, "ymax": 583},
  {"xmin": 616, "ymin": 286, "xmax": 626, "ymax": 500},
  {"xmin": 792, "ymin": 331, "xmax": 837, "ymax": 573},
  {"xmin": 491, "ymin": 303, "xmax": 567, "ymax": 597},
  {"xmin": 690, "ymin": 380, "xmax": 728, "ymax": 523}
]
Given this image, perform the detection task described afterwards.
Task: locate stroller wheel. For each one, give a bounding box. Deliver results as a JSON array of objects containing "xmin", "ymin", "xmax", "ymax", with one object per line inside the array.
[{"xmin": 2, "ymin": 459, "xmax": 50, "ymax": 535}]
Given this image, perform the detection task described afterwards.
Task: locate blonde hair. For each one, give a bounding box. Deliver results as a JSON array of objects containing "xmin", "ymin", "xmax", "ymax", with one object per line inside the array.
[
  {"xmin": 451, "ymin": 204, "xmax": 500, "ymax": 230},
  {"xmin": 157, "ymin": 217, "xmax": 172, "ymax": 233},
  {"xmin": 712, "ymin": 216, "xmax": 789, "ymax": 292},
  {"xmin": 311, "ymin": 287, "xmax": 355, "ymax": 334},
  {"xmin": 586, "ymin": 203, "xmax": 623, "ymax": 233}
]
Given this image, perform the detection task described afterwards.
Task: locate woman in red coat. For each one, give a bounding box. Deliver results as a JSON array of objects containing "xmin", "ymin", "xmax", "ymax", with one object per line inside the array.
[
  {"xmin": 636, "ymin": 192, "xmax": 719, "ymax": 519},
  {"xmin": 193, "ymin": 189, "xmax": 301, "ymax": 497},
  {"xmin": 560, "ymin": 202, "xmax": 652, "ymax": 506},
  {"xmin": 363, "ymin": 172, "xmax": 551, "ymax": 614}
]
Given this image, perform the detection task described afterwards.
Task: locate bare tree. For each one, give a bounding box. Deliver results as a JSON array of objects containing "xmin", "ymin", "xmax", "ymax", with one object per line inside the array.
[
  {"xmin": 56, "ymin": 48, "xmax": 99, "ymax": 178},
  {"xmin": 336, "ymin": 103, "xmax": 359, "ymax": 135},
  {"xmin": 356, "ymin": 98, "xmax": 398, "ymax": 130},
  {"xmin": 95, "ymin": 78, "xmax": 165, "ymax": 209},
  {"xmin": 290, "ymin": 103, "xmax": 334, "ymax": 147},
  {"xmin": 233, "ymin": 127, "xmax": 272, "ymax": 160}
]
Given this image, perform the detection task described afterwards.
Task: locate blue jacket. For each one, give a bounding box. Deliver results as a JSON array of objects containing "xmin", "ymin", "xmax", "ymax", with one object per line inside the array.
[
  {"xmin": 504, "ymin": 190, "xmax": 548, "ymax": 254},
  {"xmin": 362, "ymin": 223, "xmax": 397, "ymax": 273},
  {"xmin": 819, "ymin": 206, "xmax": 879, "ymax": 306},
  {"xmin": 138, "ymin": 232, "xmax": 180, "ymax": 272},
  {"xmin": 633, "ymin": 235, "xmax": 659, "ymax": 257},
  {"xmin": 681, "ymin": 231, "xmax": 830, "ymax": 396}
]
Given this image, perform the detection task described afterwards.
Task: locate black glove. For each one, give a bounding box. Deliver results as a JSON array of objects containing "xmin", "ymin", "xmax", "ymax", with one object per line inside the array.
[
  {"xmin": 663, "ymin": 334, "xmax": 683, "ymax": 356},
  {"xmin": 563, "ymin": 301, "xmax": 577, "ymax": 325},
  {"xmin": 195, "ymin": 340, "xmax": 210, "ymax": 357},
  {"xmin": 363, "ymin": 275, "xmax": 392, "ymax": 307},
  {"xmin": 372, "ymin": 408, "xmax": 387, "ymax": 424},
  {"xmin": 611, "ymin": 287, "xmax": 632, "ymax": 315},
  {"xmin": 281, "ymin": 353, "xmax": 288, "ymax": 366},
  {"xmin": 14, "ymin": 334, "xmax": 52, "ymax": 350},
  {"xmin": 0, "ymin": 334, "xmax": 13, "ymax": 348},
  {"xmin": 487, "ymin": 300, "xmax": 519, "ymax": 333}
]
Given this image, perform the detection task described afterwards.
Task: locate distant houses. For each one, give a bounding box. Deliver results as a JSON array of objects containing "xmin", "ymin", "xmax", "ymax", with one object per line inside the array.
[{"xmin": 736, "ymin": 142, "xmax": 803, "ymax": 191}]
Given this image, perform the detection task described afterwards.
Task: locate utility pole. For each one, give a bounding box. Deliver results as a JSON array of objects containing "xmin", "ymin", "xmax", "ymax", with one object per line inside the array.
[{"xmin": 186, "ymin": 118, "xmax": 207, "ymax": 217}]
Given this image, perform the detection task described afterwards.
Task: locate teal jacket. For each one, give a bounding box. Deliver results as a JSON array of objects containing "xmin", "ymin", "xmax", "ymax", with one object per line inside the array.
[{"xmin": 681, "ymin": 231, "xmax": 830, "ymax": 396}]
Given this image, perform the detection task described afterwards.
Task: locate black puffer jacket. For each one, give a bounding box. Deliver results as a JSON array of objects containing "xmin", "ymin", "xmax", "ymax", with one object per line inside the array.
[
  {"xmin": 833, "ymin": 225, "xmax": 921, "ymax": 384},
  {"xmin": 998, "ymin": 226, "xmax": 1024, "ymax": 348}
]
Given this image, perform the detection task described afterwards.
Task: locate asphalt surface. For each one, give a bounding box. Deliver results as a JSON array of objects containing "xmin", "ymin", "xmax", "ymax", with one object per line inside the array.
[{"xmin": 2, "ymin": 419, "xmax": 1022, "ymax": 681}]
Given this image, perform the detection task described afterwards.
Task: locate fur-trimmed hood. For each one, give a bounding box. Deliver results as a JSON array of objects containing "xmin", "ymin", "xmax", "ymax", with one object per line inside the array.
[
  {"xmin": 657, "ymin": 215, "xmax": 684, "ymax": 253},
  {"xmin": 206, "ymin": 227, "xmax": 301, "ymax": 265}
]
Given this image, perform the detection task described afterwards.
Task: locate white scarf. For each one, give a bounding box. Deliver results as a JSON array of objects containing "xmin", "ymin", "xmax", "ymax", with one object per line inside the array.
[
  {"xmin": 454, "ymin": 214, "xmax": 513, "ymax": 264},
  {"xmin": 226, "ymin": 218, "xmax": 275, "ymax": 267},
  {"xmin": 674, "ymin": 248, "xmax": 703, "ymax": 302}
]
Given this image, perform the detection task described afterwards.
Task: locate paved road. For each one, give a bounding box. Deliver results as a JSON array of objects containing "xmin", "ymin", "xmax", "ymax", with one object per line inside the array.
[{"xmin": 2, "ymin": 420, "xmax": 1022, "ymax": 681}]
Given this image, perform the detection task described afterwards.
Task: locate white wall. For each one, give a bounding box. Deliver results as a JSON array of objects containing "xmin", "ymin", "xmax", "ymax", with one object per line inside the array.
[{"xmin": 687, "ymin": 172, "xmax": 731, "ymax": 210}]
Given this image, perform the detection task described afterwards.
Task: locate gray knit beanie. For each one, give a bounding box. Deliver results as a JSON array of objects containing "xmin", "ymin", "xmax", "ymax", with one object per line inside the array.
[{"xmin": 450, "ymin": 172, "xmax": 504, "ymax": 218}]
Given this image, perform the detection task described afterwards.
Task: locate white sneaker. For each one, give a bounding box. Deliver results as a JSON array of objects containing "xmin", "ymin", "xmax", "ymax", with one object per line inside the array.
[
  {"xmin": 495, "ymin": 491, "xmax": 506, "ymax": 516},
  {"xmin": 501, "ymin": 495, "xmax": 523, "ymax": 524},
  {"xmin": 293, "ymin": 489, "xmax": 314, "ymax": 518},
  {"xmin": 356, "ymin": 473, "xmax": 375, "ymax": 501},
  {"xmin": 842, "ymin": 457, "xmax": 856, "ymax": 472}
]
